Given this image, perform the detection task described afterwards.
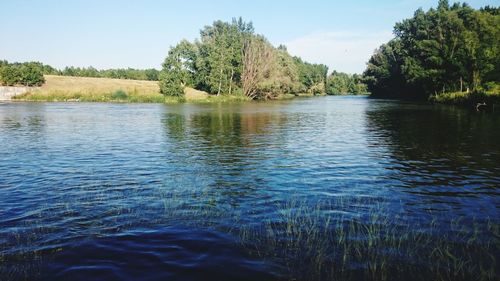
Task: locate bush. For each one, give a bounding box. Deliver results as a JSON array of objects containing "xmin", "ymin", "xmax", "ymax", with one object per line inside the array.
[
  {"xmin": 0, "ymin": 61, "xmax": 45, "ymax": 86},
  {"xmin": 20, "ymin": 62, "xmax": 45, "ymax": 86},
  {"xmin": 0, "ymin": 65, "xmax": 21, "ymax": 86},
  {"xmin": 159, "ymin": 70, "xmax": 185, "ymax": 97},
  {"xmin": 111, "ymin": 89, "xmax": 128, "ymax": 100}
]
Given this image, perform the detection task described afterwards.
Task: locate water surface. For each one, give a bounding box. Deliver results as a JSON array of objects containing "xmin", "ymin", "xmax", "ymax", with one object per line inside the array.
[{"xmin": 0, "ymin": 97, "xmax": 498, "ymax": 280}]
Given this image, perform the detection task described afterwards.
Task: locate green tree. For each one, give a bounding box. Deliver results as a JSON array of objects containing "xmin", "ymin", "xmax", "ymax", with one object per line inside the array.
[
  {"xmin": 198, "ymin": 18, "xmax": 253, "ymax": 95},
  {"xmin": 0, "ymin": 64, "xmax": 21, "ymax": 86},
  {"xmin": 19, "ymin": 62, "xmax": 45, "ymax": 86},
  {"xmin": 0, "ymin": 61, "xmax": 45, "ymax": 86},
  {"xmin": 145, "ymin": 69, "xmax": 159, "ymax": 81},
  {"xmin": 364, "ymin": 39, "xmax": 407, "ymax": 98},
  {"xmin": 159, "ymin": 40, "xmax": 198, "ymax": 97},
  {"xmin": 159, "ymin": 18, "xmax": 332, "ymax": 99},
  {"xmin": 364, "ymin": 1, "xmax": 500, "ymax": 99}
]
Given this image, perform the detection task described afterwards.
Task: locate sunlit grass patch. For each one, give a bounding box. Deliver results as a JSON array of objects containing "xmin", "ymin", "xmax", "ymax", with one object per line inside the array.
[
  {"xmin": 430, "ymin": 90, "xmax": 500, "ymax": 108},
  {"xmin": 12, "ymin": 75, "xmax": 165, "ymax": 103}
]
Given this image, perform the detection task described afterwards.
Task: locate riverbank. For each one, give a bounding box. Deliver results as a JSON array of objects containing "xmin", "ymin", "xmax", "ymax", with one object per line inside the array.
[
  {"xmin": 0, "ymin": 86, "xmax": 37, "ymax": 101},
  {"xmin": 429, "ymin": 90, "xmax": 500, "ymax": 109},
  {"xmin": 12, "ymin": 75, "xmax": 252, "ymax": 103}
]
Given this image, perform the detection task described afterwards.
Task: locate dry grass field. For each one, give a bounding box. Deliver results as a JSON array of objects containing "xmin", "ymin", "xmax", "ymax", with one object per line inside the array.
[
  {"xmin": 14, "ymin": 75, "xmax": 164, "ymax": 102},
  {"xmin": 11, "ymin": 75, "xmax": 235, "ymax": 103},
  {"xmin": 41, "ymin": 75, "xmax": 160, "ymax": 94}
]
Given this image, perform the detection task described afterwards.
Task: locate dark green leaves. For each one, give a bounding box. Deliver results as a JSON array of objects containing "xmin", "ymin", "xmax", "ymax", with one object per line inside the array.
[
  {"xmin": 0, "ymin": 61, "xmax": 45, "ymax": 87},
  {"xmin": 364, "ymin": 2, "xmax": 500, "ymax": 99}
]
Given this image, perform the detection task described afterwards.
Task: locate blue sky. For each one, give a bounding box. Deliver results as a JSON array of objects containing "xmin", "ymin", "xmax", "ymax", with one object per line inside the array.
[{"xmin": 0, "ymin": 0, "xmax": 496, "ymax": 74}]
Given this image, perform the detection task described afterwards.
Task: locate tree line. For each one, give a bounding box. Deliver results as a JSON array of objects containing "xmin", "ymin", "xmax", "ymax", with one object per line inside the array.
[
  {"xmin": 327, "ymin": 71, "xmax": 367, "ymax": 95},
  {"xmin": 159, "ymin": 18, "xmax": 332, "ymax": 99},
  {"xmin": 0, "ymin": 60, "xmax": 160, "ymax": 87},
  {"xmin": 364, "ymin": 0, "xmax": 500, "ymax": 99},
  {"xmin": 2, "ymin": 18, "xmax": 369, "ymax": 97},
  {"xmin": 58, "ymin": 66, "xmax": 159, "ymax": 81}
]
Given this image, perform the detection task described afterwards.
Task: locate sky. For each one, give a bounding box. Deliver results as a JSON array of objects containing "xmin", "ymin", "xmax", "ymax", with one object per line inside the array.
[{"xmin": 0, "ymin": 0, "xmax": 496, "ymax": 74}]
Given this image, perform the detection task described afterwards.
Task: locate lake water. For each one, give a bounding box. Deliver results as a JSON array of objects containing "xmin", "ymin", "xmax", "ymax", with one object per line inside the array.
[{"xmin": 0, "ymin": 97, "xmax": 499, "ymax": 281}]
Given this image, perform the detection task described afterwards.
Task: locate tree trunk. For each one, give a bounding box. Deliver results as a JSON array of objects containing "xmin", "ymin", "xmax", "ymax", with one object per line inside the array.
[
  {"xmin": 472, "ymin": 70, "xmax": 480, "ymax": 90},
  {"xmin": 229, "ymin": 68, "xmax": 234, "ymax": 95},
  {"xmin": 217, "ymin": 67, "xmax": 223, "ymax": 96}
]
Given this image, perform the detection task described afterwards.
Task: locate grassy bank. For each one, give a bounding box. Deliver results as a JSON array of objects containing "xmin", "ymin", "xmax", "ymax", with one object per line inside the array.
[
  {"xmin": 429, "ymin": 90, "xmax": 500, "ymax": 108},
  {"xmin": 12, "ymin": 75, "xmax": 251, "ymax": 103}
]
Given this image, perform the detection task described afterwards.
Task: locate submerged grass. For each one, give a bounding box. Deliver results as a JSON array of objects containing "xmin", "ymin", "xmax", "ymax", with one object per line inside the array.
[
  {"xmin": 155, "ymin": 193, "xmax": 499, "ymax": 281},
  {"xmin": 2, "ymin": 189, "xmax": 497, "ymax": 281},
  {"xmin": 235, "ymin": 198, "xmax": 499, "ymax": 281}
]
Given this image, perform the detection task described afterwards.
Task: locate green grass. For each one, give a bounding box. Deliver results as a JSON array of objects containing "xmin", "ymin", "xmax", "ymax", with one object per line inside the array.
[
  {"xmin": 14, "ymin": 89, "xmax": 168, "ymax": 103},
  {"xmin": 14, "ymin": 88, "xmax": 252, "ymax": 104},
  {"xmin": 429, "ymin": 90, "xmax": 500, "ymax": 108},
  {"xmin": 190, "ymin": 94, "xmax": 251, "ymax": 103}
]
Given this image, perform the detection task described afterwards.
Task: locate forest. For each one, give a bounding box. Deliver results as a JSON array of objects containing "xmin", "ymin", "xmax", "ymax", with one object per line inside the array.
[
  {"xmin": 363, "ymin": 0, "xmax": 500, "ymax": 100},
  {"xmin": 57, "ymin": 66, "xmax": 159, "ymax": 81},
  {"xmin": 327, "ymin": 72, "xmax": 367, "ymax": 95}
]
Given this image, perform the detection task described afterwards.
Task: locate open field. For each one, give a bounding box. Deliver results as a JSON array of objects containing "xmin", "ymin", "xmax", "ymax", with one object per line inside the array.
[
  {"xmin": 12, "ymin": 75, "xmax": 250, "ymax": 103},
  {"xmin": 13, "ymin": 75, "xmax": 164, "ymax": 102}
]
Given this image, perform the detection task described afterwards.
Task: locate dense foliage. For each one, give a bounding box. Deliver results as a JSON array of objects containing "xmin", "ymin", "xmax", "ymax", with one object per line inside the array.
[
  {"xmin": 364, "ymin": 1, "xmax": 500, "ymax": 99},
  {"xmin": 159, "ymin": 18, "xmax": 328, "ymax": 99},
  {"xmin": 326, "ymin": 71, "xmax": 367, "ymax": 95},
  {"xmin": 0, "ymin": 61, "xmax": 45, "ymax": 86}
]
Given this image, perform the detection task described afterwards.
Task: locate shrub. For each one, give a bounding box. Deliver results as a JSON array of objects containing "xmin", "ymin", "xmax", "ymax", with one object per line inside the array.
[
  {"xmin": 0, "ymin": 65, "xmax": 21, "ymax": 86},
  {"xmin": 0, "ymin": 62, "xmax": 45, "ymax": 86},
  {"xmin": 19, "ymin": 62, "xmax": 45, "ymax": 86},
  {"xmin": 111, "ymin": 89, "xmax": 128, "ymax": 100}
]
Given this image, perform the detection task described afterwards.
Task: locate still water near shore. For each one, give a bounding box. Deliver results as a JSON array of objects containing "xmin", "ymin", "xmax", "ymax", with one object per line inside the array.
[{"xmin": 0, "ymin": 97, "xmax": 498, "ymax": 281}]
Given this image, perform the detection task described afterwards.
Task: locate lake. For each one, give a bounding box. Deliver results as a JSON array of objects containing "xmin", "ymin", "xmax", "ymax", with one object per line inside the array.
[{"xmin": 0, "ymin": 96, "xmax": 498, "ymax": 281}]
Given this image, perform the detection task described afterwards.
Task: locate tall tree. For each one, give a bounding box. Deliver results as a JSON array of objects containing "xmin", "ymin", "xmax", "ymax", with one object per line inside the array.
[
  {"xmin": 242, "ymin": 36, "xmax": 276, "ymax": 99},
  {"xmin": 159, "ymin": 40, "xmax": 198, "ymax": 97},
  {"xmin": 364, "ymin": 1, "xmax": 500, "ymax": 99}
]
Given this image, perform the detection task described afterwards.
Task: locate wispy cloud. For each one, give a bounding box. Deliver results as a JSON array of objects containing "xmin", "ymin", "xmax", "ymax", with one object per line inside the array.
[{"xmin": 283, "ymin": 30, "xmax": 393, "ymax": 74}]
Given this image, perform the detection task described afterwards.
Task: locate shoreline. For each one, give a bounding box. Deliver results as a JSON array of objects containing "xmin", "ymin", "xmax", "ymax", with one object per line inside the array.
[
  {"xmin": 429, "ymin": 91, "xmax": 500, "ymax": 108},
  {"xmin": 10, "ymin": 75, "xmax": 326, "ymax": 104}
]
